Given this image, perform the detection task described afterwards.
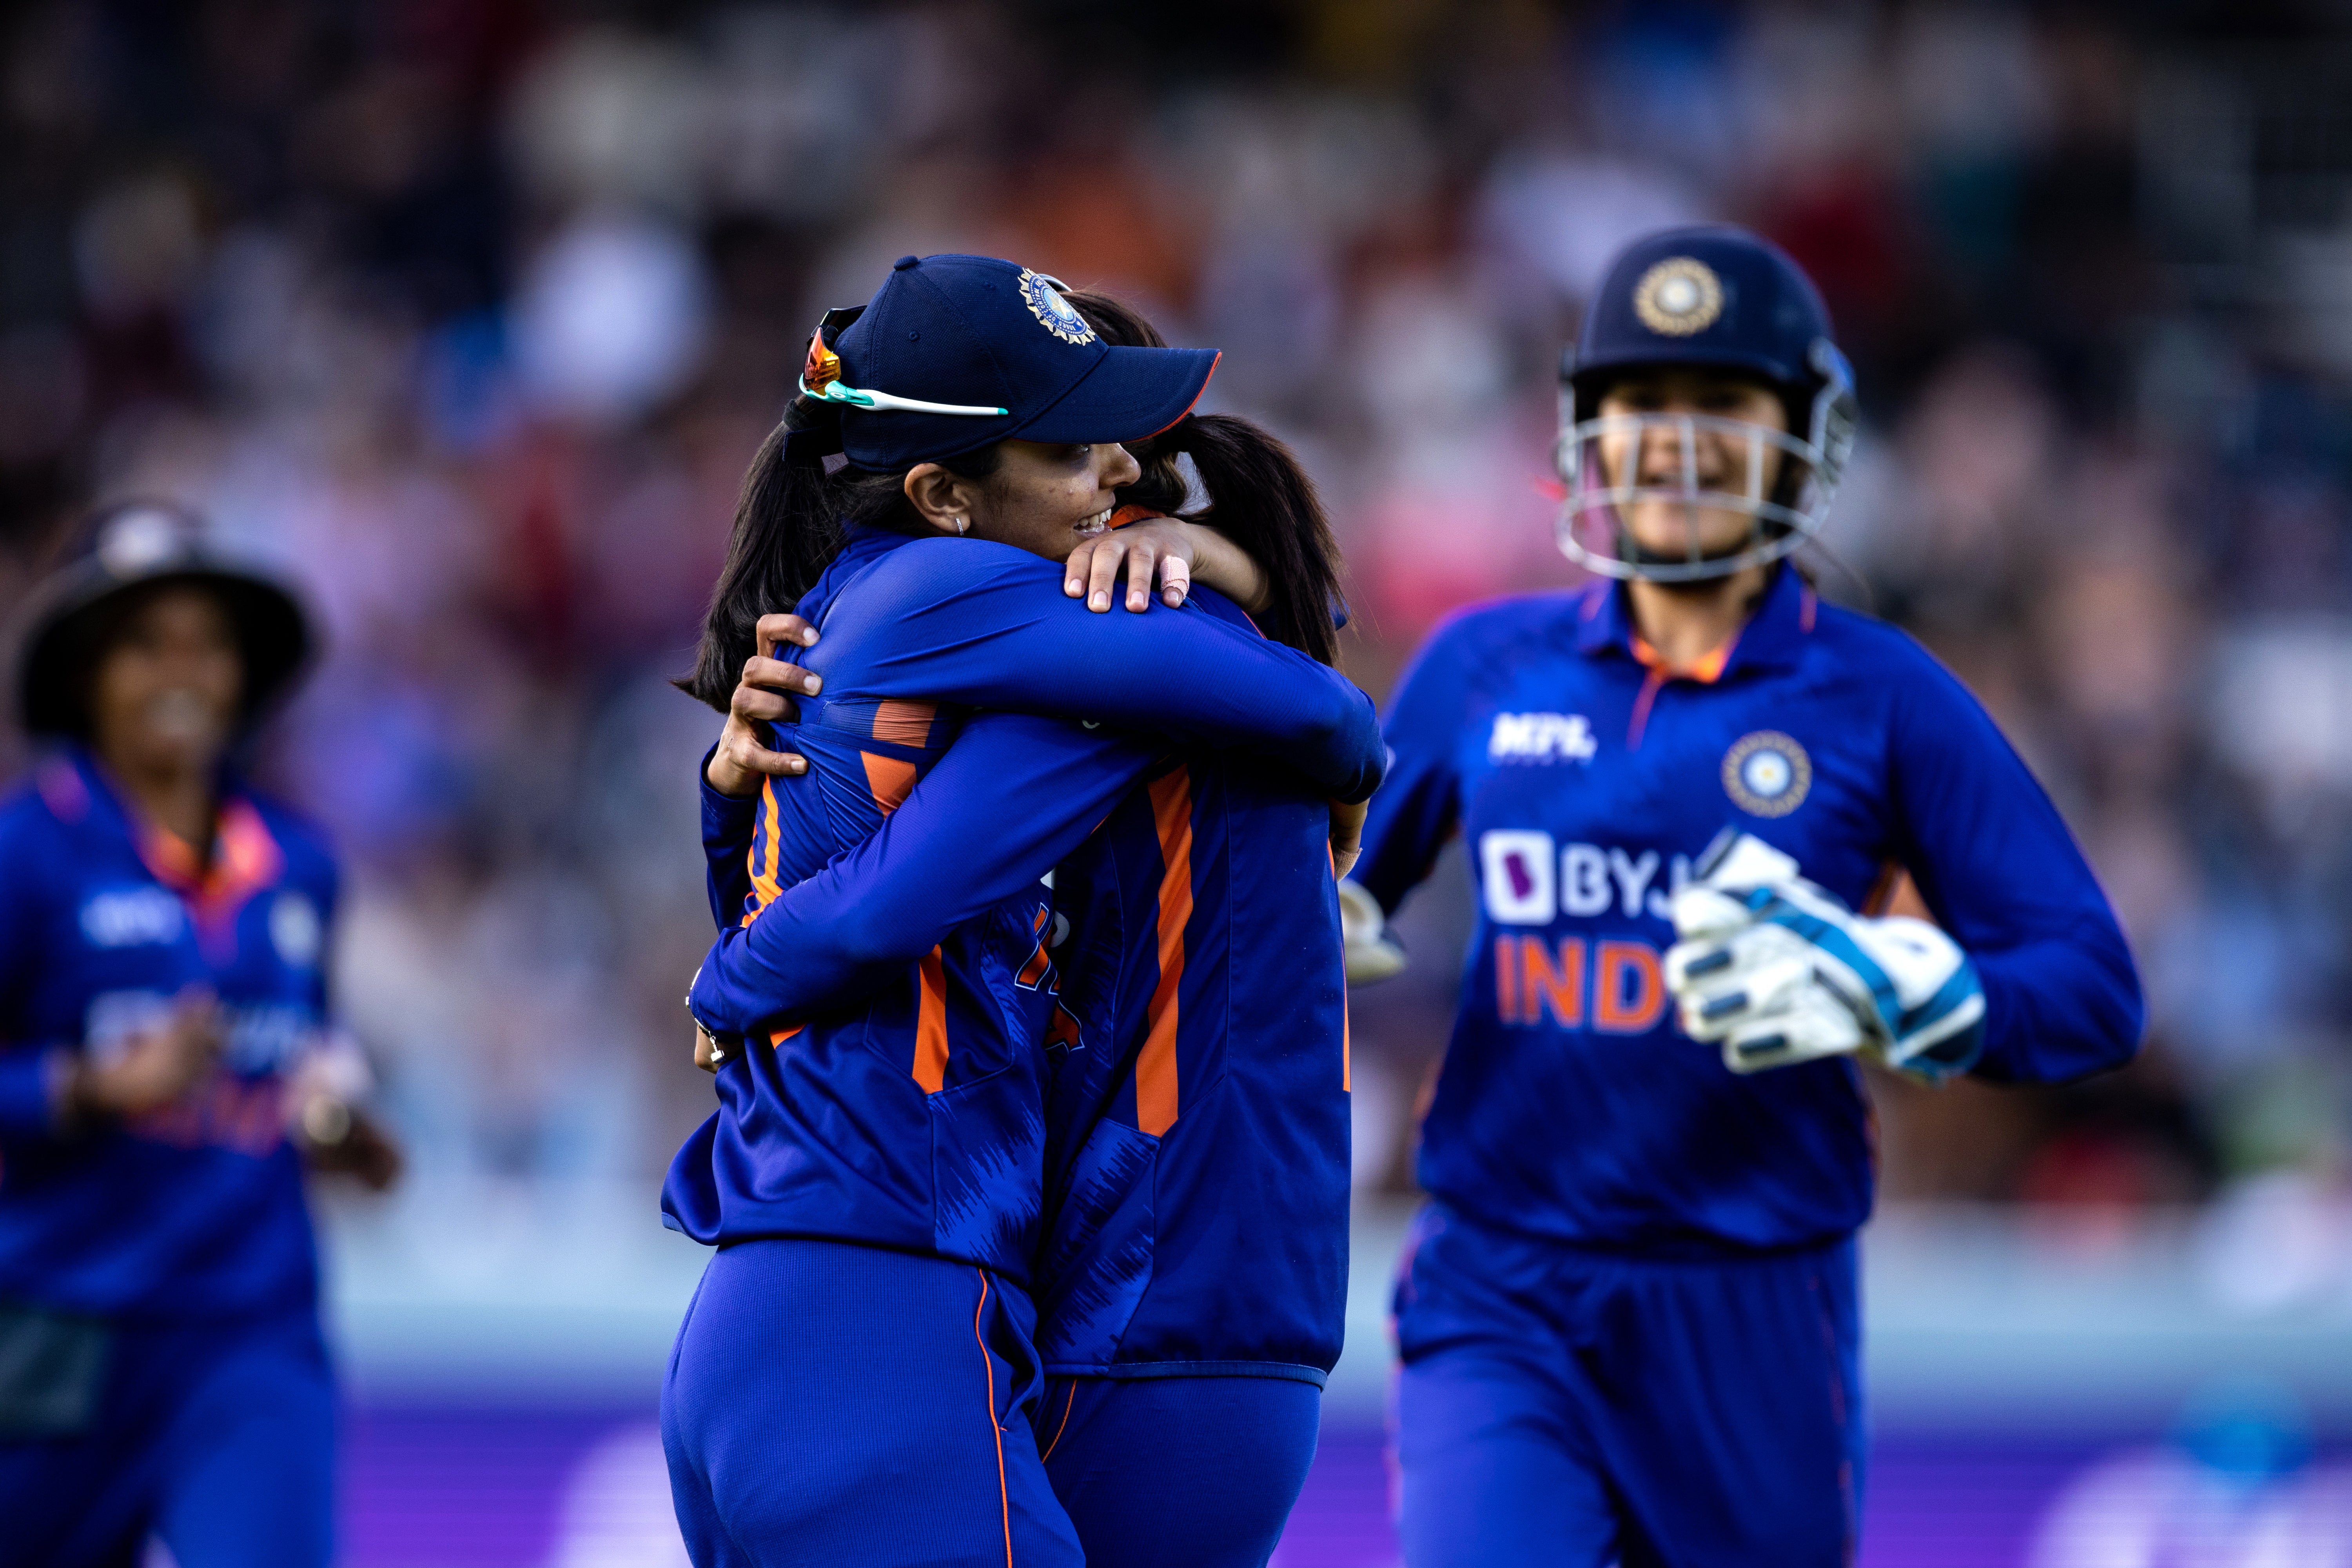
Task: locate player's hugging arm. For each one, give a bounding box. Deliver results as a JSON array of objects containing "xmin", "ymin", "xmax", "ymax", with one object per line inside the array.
[
  {"xmin": 1884, "ymin": 640, "xmax": 2146, "ymax": 1083},
  {"xmin": 689, "ymin": 711, "xmax": 1157, "ymax": 1038},
  {"xmin": 832, "ymin": 542, "xmax": 1386, "ymax": 802}
]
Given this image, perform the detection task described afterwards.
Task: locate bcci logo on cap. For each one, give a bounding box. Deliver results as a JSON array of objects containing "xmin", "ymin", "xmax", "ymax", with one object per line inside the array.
[
  {"xmin": 1633, "ymin": 257, "xmax": 1724, "ymax": 337},
  {"xmin": 1722, "ymin": 731, "xmax": 1810, "ymax": 817},
  {"xmin": 1018, "ymin": 269, "xmax": 1096, "ymax": 346}
]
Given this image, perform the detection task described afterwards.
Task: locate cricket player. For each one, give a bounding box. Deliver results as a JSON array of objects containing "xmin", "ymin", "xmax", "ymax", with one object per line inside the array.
[
  {"xmin": 0, "ymin": 503, "xmax": 397, "ymax": 1568},
  {"xmin": 1347, "ymin": 225, "xmax": 2145, "ymax": 1567},
  {"xmin": 662, "ymin": 254, "xmax": 1381, "ymax": 1568},
  {"xmin": 693, "ymin": 287, "xmax": 1359, "ymax": 1568}
]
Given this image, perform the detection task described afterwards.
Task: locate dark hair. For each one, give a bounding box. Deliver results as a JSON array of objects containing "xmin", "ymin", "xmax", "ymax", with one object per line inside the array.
[
  {"xmin": 676, "ymin": 404, "xmax": 1000, "ymax": 712},
  {"xmin": 1062, "ymin": 290, "xmax": 1345, "ymax": 666}
]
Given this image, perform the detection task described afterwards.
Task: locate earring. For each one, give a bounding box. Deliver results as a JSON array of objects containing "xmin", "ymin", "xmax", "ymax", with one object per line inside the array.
[{"xmin": 954, "ymin": 517, "xmax": 969, "ymax": 535}]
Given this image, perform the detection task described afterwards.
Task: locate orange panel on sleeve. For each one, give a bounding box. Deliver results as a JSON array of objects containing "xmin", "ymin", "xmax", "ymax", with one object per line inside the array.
[
  {"xmin": 745, "ymin": 777, "xmax": 784, "ymax": 923},
  {"xmin": 863, "ymin": 751, "xmax": 919, "ymax": 817},
  {"xmin": 871, "ymin": 701, "xmax": 937, "ymax": 748}
]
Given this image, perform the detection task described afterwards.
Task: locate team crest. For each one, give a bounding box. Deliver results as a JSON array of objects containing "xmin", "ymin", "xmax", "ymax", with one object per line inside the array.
[
  {"xmin": 1722, "ymin": 731, "xmax": 1810, "ymax": 817},
  {"xmin": 1633, "ymin": 258, "xmax": 1724, "ymax": 338},
  {"xmin": 1018, "ymin": 269, "xmax": 1096, "ymax": 345}
]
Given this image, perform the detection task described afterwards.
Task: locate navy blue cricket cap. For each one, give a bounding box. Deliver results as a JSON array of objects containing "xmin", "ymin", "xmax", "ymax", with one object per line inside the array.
[
  {"xmin": 1563, "ymin": 225, "xmax": 1837, "ymax": 415},
  {"xmin": 813, "ymin": 254, "xmax": 1219, "ymax": 471}
]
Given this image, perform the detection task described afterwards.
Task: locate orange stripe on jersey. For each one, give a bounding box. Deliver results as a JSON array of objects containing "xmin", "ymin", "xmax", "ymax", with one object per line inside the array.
[
  {"xmin": 1107, "ymin": 504, "xmax": 1168, "ymax": 530},
  {"xmin": 913, "ymin": 946, "xmax": 950, "ymax": 1093},
  {"xmin": 871, "ymin": 700, "xmax": 936, "ymax": 747},
  {"xmin": 863, "ymin": 751, "xmax": 918, "ymax": 817},
  {"xmin": 769, "ymin": 1025, "xmax": 803, "ymax": 1047},
  {"xmin": 1331, "ymin": 842, "xmax": 1350, "ymax": 1093},
  {"xmin": 1134, "ymin": 768, "xmax": 1193, "ymax": 1136},
  {"xmin": 1016, "ymin": 907, "xmax": 1051, "ymax": 988},
  {"xmin": 745, "ymin": 777, "xmax": 784, "ymax": 922}
]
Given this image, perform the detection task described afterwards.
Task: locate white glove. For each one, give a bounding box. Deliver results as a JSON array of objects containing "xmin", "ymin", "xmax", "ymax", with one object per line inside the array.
[
  {"xmin": 1664, "ymin": 833, "xmax": 1986, "ymax": 1082},
  {"xmin": 1339, "ymin": 880, "xmax": 1406, "ymax": 984}
]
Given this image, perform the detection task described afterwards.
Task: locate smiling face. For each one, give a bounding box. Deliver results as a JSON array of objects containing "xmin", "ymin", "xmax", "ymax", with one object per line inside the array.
[
  {"xmin": 1593, "ymin": 368, "xmax": 1791, "ymax": 562},
  {"xmin": 86, "ymin": 584, "xmax": 243, "ymax": 783},
  {"xmin": 905, "ymin": 438, "xmax": 1143, "ymax": 563}
]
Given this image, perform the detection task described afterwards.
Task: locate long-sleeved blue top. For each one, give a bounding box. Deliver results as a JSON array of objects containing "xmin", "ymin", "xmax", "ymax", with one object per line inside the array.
[
  {"xmin": 0, "ymin": 750, "xmax": 338, "ymax": 1320},
  {"xmin": 666, "ymin": 526, "xmax": 1377, "ymax": 1292},
  {"xmin": 1354, "ymin": 567, "xmax": 2145, "ymax": 1255},
  {"xmin": 695, "ymin": 595, "xmax": 1354, "ymax": 1383}
]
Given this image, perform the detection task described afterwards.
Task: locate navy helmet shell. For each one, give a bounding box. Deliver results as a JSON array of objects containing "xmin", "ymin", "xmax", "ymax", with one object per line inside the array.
[
  {"xmin": 1564, "ymin": 224, "xmax": 1843, "ymax": 417},
  {"xmin": 1551, "ymin": 224, "xmax": 1860, "ymax": 584}
]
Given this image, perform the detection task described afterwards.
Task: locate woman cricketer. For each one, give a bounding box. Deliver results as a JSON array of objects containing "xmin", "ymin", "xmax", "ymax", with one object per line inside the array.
[
  {"xmin": 1346, "ymin": 226, "xmax": 2144, "ymax": 1567},
  {"xmin": 0, "ymin": 502, "xmax": 397, "ymax": 1568},
  {"xmin": 661, "ymin": 254, "xmax": 1383, "ymax": 1568}
]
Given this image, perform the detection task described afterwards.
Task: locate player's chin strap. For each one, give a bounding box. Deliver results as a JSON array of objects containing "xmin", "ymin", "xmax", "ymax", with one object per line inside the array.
[{"xmin": 1662, "ymin": 830, "xmax": 1985, "ymax": 1082}]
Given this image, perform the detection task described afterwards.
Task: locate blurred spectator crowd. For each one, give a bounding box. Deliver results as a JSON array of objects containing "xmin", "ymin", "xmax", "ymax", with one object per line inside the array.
[{"xmin": 2, "ymin": 0, "xmax": 2349, "ymax": 1227}]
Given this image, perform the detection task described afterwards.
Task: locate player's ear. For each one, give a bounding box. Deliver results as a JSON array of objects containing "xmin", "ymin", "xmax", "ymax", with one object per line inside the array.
[{"xmin": 903, "ymin": 464, "xmax": 974, "ymax": 537}]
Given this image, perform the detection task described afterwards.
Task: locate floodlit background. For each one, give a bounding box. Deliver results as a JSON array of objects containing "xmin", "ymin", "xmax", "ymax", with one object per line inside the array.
[{"xmin": 5, "ymin": 1, "xmax": 2352, "ymax": 1562}]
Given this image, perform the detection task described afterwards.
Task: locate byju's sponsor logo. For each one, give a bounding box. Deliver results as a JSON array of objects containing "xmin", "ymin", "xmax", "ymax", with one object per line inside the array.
[
  {"xmin": 1476, "ymin": 831, "xmax": 1693, "ymax": 925},
  {"xmin": 1488, "ymin": 712, "xmax": 1597, "ymax": 764}
]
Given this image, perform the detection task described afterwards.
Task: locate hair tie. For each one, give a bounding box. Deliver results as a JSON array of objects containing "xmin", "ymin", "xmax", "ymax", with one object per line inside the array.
[{"xmin": 781, "ymin": 398, "xmax": 845, "ymax": 468}]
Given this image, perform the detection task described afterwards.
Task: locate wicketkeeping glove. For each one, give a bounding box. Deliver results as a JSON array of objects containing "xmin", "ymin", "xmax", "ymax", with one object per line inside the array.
[
  {"xmin": 1663, "ymin": 832, "xmax": 1986, "ymax": 1082},
  {"xmin": 1339, "ymin": 880, "xmax": 1407, "ymax": 984}
]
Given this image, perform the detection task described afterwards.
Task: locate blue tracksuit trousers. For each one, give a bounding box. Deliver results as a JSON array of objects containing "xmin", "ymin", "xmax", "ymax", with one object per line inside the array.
[
  {"xmin": 1392, "ymin": 1205, "xmax": 1863, "ymax": 1568},
  {"xmin": 661, "ymin": 1237, "xmax": 1083, "ymax": 1568}
]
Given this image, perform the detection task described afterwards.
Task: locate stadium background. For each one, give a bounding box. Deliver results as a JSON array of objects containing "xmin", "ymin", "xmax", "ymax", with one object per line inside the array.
[{"xmin": 5, "ymin": 0, "xmax": 2352, "ymax": 1561}]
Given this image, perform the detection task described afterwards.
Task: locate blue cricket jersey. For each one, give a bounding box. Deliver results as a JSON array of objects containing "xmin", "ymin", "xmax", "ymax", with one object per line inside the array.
[
  {"xmin": 1354, "ymin": 567, "xmax": 2144, "ymax": 1254},
  {"xmin": 667, "ymin": 526, "xmax": 1379, "ymax": 1289},
  {"xmin": 0, "ymin": 750, "xmax": 339, "ymax": 1320},
  {"xmin": 1034, "ymin": 748, "xmax": 1350, "ymax": 1384},
  {"xmin": 689, "ymin": 587, "xmax": 1352, "ymax": 1381}
]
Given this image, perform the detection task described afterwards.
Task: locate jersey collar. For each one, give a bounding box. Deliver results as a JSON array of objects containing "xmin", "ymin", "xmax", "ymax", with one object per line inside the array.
[
  {"xmin": 64, "ymin": 746, "xmax": 285, "ymax": 946},
  {"xmin": 1573, "ymin": 564, "xmax": 1816, "ymax": 679}
]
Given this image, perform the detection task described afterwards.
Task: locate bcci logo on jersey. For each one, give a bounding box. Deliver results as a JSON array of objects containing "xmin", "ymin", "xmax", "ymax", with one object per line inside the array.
[{"xmin": 1489, "ymin": 712, "xmax": 1597, "ymax": 764}]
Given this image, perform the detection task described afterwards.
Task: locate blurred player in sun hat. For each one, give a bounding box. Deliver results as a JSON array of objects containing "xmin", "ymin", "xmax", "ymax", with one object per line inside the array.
[
  {"xmin": 0, "ymin": 500, "xmax": 399, "ymax": 1568},
  {"xmin": 1346, "ymin": 225, "xmax": 2144, "ymax": 1566}
]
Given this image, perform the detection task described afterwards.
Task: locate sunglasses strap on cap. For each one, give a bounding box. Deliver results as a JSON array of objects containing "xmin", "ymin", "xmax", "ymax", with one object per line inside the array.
[{"xmin": 799, "ymin": 303, "xmax": 1007, "ymax": 419}]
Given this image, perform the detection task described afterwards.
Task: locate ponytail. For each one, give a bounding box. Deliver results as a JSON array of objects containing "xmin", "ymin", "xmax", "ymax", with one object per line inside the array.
[
  {"xmin": 1062, "ymin": 289, "xmax": 1346, "ymax": 666},
  {"xmin": 676, "ymin": 396, "xmax": 1000, "ymax": 712},
  {"xmin": 1156, "ymin": 416, "xmax": 1341, "ymax": 665}
]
